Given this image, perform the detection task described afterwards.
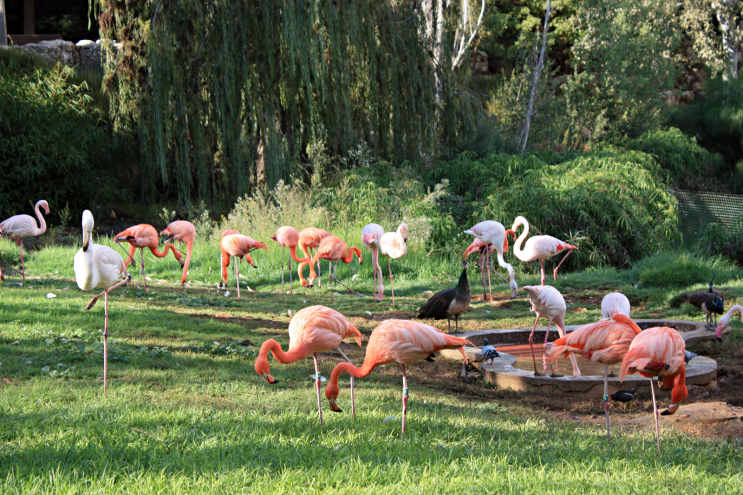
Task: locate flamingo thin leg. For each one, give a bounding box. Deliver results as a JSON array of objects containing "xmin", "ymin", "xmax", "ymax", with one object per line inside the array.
[
  {"xmin": 236, "ymin": 259, "xmax": 241, "ymax": 299},
  {"xmin": 313, "ymin": 354, "xmax": 323, "ymax": 424},
  {"xmin": 650, "ymin": 377, "xmax": 661, "ymax": 454},
  {"xmin": 603, "ymin": 364, "xmax": 611, "ymax": 441},
  {"xmin": 289, "ymin": 256, "xmax": 293, "ymax": 294},
  {"xmin": 401, "ymin": 364, "xmax": 408, "ymax": 439},
  {"xmin": 543, "ymin": 319, "xmax": 558, "ymax": 376},
  {"xmin": 19, "ymin": 242, "xmax": 25, "ymax": 284},
  {"xmin": 528, "ymin": 315, "xmax": 543, "ymax": 376},
  {"xmin": 553, "ymin": 249, "xmax": 573, "ymax": 281},
  {"xmin": 103, "ymin": 290, "xmax": 109, "ymax": 394},
  {"xmin": 540, "ymin": 259, "xmax": 545, "ymax": 286},
  {"xmin": 480, "ymin": 252, "xmax": 487, "ymax": 301},
  {"xmin": 281, "ymin": 246, "xmax": 285, "ymax": 295},
  {"xmin": 336, "ymin": 347, "xmax": 356, "ymax": 418},
  {"xmin": 388, "ymin": 256, "xmax": 395, "ymax": 306},
  {"xmin": 486, "ymin": 250, "xmax": 493, "ymax": 303}
]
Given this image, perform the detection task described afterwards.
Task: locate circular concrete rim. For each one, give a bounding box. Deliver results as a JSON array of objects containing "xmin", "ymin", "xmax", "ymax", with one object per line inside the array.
[{"xmin": 442, "ymin": 319, "xmax": 720, "ymax": 397}]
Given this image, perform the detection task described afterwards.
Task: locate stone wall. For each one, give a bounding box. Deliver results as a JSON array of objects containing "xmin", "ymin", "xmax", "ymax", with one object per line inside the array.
[{"xmin": 13, "ymin": 39, "xmax": 121, "ymax": 73}]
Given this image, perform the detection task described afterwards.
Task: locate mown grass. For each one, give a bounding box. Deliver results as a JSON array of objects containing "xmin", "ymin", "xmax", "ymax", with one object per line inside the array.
[{"xmin": 2, "ymin": 239, "xmax": 743, "ymax": 494}]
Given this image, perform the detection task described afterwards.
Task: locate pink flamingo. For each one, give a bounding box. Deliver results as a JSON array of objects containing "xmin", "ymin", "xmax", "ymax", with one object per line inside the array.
[
  {"xmin": 254, "ymin": 305, "xmax": 363, "ymax": 422},
  {"xmin": 463, "ymin": 233, "xmax": 512, "ymax": 302},
  {"xmin": 160, "ymin": 220, "xmax": 195, "ymax": 289},
  {"xmin": 362, "ymin": 223, "xmax": 385, "ymax": 301},
  {"xmin": 115, "ymin": 224, "xmax": 183, "ymax": 289},
  {"xmin": 716, "ymin": 304, "xmax": 743, "ymax": 341},
  {"xmin": 545, "ymin": 313, "xmax": 641, "ymax": 440},
  {"xmin": 511, "ymin": 216, "xmax": 577, "ymax": 285},
  {"xmin": 308, "ymin": 235, "xmax": 363, "ymax": 302},
  {"xmin": 464, "ymin": 221, "xmax": 518, "ymax": 301},
  {"xmin": 325, "ymin": 319, "xmax": 473, "ymax": 438},
  {"xmin": 620, "ymin": 326, "xmax": 688, "ymax": 454},
  {"xmin": 0, "ymin": 199, "xmax": 49, "ymax": 284},
  {"xmin": 271, "ymin": 226, "xmax": 310, "ymax": 295},
  {"xmin": 379, "ymin": 223, "xmax": 407, "ymax": 305},
  {"xmin": 522, "ymin": 285, "xmax": 581, "ymax": 377},
  {"xmin": 297, "ymin": 227, "xmax": 331, "ymax": 288},
  {"xmin": 73, "ymin": 210, "xmax": 132, "ymax": 394},
  {"xmin": 220, "ymin": 234, "xmax": 268, "ymax": 298}
]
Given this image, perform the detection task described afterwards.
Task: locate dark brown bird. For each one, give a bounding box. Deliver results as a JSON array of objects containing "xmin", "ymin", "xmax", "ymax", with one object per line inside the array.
[
  {"xmin": 417, "ymin": 261, "xmax": 471, "ymax": 334},
  {"xmin": 680, "ymin": 282, "xmax": 724, "ymax": 330},
  {"xmin": 96, "ymin": 205, "xmax": 137, "ymax": 228}
]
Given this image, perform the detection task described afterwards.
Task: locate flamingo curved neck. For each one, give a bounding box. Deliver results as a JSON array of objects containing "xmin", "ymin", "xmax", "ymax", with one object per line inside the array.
[
  {"xmin": 330, "ymin": 361, "xmax": 377, "ymax": 383},
  {"xmin": 261, "ymin": 340, "xmax": 307, "ymax": 364},
  {"xmin": 726, "ymin": 304, "xmax": 743, "ymax": 319},
  {"xmin": 342, "ymin": 247, "xmax": 361, "ymax": 264},
  {"xmin": 289, "ymin": 245, "xmax": 309, "ymax": 264},
  {"xmin": 35, "ymin": 202, "xmax": 47, "ymax": 236},
  {"xmin": 513, "ymin": 218, "xmax": 529, "ymax": 259}
]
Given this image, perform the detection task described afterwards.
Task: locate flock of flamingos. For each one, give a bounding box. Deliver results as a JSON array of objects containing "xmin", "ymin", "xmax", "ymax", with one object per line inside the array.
[{"xmin": 1, "ymin": 199, "xmax": 737, "ymax": 452}]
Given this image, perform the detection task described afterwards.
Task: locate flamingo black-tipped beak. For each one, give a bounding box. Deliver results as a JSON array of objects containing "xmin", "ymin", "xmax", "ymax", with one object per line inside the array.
[
  {"xmin": 660, "ymin": 409, "xmax": 674, "ymax": 416},
  {"xmin": 329, "ymin": 400, "xmax": 342, "ymax": 413},
  {"xmin": 717, "ymin": 337, "xmax": 723, "ymax": 342},
  {"xmin": 264, "ymin": 376, "xmax": 279, "ymax": 385}
]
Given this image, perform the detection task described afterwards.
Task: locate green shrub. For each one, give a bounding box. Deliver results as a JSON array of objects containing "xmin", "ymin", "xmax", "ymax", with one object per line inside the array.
[
  {"xmin": 698, "ymin": 222, "xmax": 743, "ymax": 266},
  {"xmin": 0, "ymin": 59, "xmax": 114, "ymax": 219},
  {"xmin": 630, "ymin": 251, "xmax": 739, "ymax": 288}
]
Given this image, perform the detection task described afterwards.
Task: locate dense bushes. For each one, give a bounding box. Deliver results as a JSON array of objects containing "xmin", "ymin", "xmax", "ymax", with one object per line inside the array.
[{"xmin": 0, "ymin": 51, "xmax": 115, "ymax": 219}]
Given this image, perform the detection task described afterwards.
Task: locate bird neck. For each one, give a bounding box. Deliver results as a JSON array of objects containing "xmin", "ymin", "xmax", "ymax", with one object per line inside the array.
[
  {"xmin": 258, "ymin": 339, "xmax": 307, "ymax": 365},
  {"xmin": 664, "ymin": 367, "xmax": 688, "ymax": 413},
  {"xmin": 513, "ymin": 218, "xmax": 529, "ymax": 258},
  {"xmin": 35, "ymin": 202, "xmax": 47, "ymax": 235},
  {"xmin": 342, "ymin": 246, "xmax": 361, "ymax": 264},
  {"xmin": 289, "ymin": 245, "xmax": 309, "ymax": 264},
  {"xmin": 330, "ymin": 360, "xmax": 377, "ymax": 383},
  {"xmin": 456, "ymin": 267, "xmax": 470, "ymax": 294},
  {"xmin": 726, "ymin": 304, "xmax": 743, "ymax": 319}
]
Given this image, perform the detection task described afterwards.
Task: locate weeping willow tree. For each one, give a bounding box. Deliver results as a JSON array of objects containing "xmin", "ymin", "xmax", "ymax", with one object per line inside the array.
[{"xmin": 92, "ymin": 0, "xmax": 482, "ymax": 203}]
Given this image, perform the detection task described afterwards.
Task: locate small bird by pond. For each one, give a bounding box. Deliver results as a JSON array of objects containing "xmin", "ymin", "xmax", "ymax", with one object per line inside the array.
[{"xmin": 482, "ymin": 338, "xmax": 499, "ymax": 364}]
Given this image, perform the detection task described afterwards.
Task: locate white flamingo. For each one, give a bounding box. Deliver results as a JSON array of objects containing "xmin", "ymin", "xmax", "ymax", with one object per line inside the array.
[
  {"xmin": 511, "ymin": 216, "xmax": 577, "ymax": 285},
  {"xmin": 73, "ymin": 210, "xmax": 131, "ymax": 394},
  {"xmin": 379, "ymin": 223, "xmax": 407, "ymax": 305},
  {"xmin": 601, "ymin": 292, "xmax": 631, "ymax": 376},
  {"xmin": 0, "ymin": 199, "xmax": 49, "ymax": 284},
  {"xmin": 522, "ymin": 285, "xmax": 581, "ymax": 377},
  {"xmin": 464, "ymin": 220, "xmax": 518, "ymax": 300},
  {"xmin": 362, "ymin": 223, "xmax": 385, "ymax": 301}
]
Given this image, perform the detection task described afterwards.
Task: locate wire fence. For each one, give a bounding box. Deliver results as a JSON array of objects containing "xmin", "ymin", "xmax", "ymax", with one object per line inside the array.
[{"xmin": 670, "ymin": 189, "xmax": 743, "ymax": 247}]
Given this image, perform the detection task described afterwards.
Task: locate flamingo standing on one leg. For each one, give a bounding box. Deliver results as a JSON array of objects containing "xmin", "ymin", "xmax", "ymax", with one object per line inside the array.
[
  {"xmin": 545, "ymin": 313, "xmax": 641, "ymax": 441},
  {"xmin": 511, "ymin": 216, "xmax": 577, "ymax": 285},
  {"xmin": 715, "ymin": 304, "xmax": 743, "ymax": 341},
  {"xmin": 271, "ymin": 226, "xmax": 310, "ymax": 295},
  {"xmin": 254, "ymin": 305, "xmax": 363, "ymax": 422},
  {"xmin": 464, "ymin": 221, "xmax": 518, "ymax": 301},
  {"xmin": 620, "ymin": 326, "xmax": 688, "ymax": 454},
  {"xmin": 522, "ymin": 285, "xmax": 581, "ymax": 377},
  {"xmin": 220, "ymin": 234, "xmax": 268, "ymax": 298},
  {"xmin": 0, "ymin": 199, "xmax": 50, "ymax": 284},
  {"xmin": 73, "ymin": 210, "xmax": 132, "ymax": 394},
  {"xmin": 362, "ymin": 223, "xmax": 385, "ymax": 302},
  {"xmin": 115, "ymin": 224, "xmax": 183, "ymax": 289},
  {"xmin": 379, "ymin": 223, "xmax": 407, "ymax": 306},
  {"xmin": 325, "ymin": 319, "xmax": 473, "ymax": 438},
  {"xmin": 160, "ymin": 220, "xmax": 195, "ymax": 289},
  {"xmin": 297, "ymin": 227, "xmax": 331, "ymax": 288},
  {"xmin": 308, "ymin": 235, "xmax": 363, "ymax": 302}
]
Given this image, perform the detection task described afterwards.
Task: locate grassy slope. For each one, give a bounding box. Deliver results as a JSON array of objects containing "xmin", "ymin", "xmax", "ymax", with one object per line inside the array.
[{"xmin": 2, "ymin": 237, "xmax": 743, "ymax": 494}]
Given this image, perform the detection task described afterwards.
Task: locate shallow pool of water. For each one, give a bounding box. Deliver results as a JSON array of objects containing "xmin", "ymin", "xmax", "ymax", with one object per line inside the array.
[{"xmin": 495, "ymin": 344, "xmax": 612, "ymax": 376}]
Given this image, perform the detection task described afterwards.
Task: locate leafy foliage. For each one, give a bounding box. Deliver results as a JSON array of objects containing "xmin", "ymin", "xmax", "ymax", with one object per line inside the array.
[
  {"xmin": 0, "ymin": 52, "xmax": 115, "ymax": 219},
  {"xmin": 698, "ymin": 221, "xmax": 743, "ymax": 266},
  {"xmin": 629, "ymin": 250, "xmax": 738, "ymax": 288}
]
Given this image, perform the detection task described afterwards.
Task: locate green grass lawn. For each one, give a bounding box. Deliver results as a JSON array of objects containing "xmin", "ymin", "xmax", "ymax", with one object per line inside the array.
[{"xmin": 2, "ymin": 237, "xmax": 743, "ymax": 494}]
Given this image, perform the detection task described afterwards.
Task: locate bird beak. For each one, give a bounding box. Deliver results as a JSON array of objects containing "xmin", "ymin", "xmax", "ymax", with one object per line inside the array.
[
  {"xmin": 717, "ymin": 337, "xmax": 723, "ymax": 342},
  {"xmin": 511, "ymin": 288, "xmax": 517, "ymax": 299},
  {"xmin": 82, "ymin": 231, "xmax": 90, "ymax": 252},
  {"xmin": 328, "ymin": 399, "xmax": 342, "ymax": 413}
]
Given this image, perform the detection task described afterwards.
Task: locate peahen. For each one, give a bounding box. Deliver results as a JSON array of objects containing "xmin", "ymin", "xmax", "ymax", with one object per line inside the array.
[{"xmin": 417, "ymin": 260, "xmax": 471, "ymax": 334}]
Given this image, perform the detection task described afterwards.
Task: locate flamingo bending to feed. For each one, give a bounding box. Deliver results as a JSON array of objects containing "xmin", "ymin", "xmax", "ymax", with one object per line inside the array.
[
  {"xmin": 620, "ymin": 326, "xmax": 688, "ymax": 454},
  {"xmin": 0, "ymin": 199, "xmax": 49, "ymax": 284},
  {"xmin": 511, "ymin": 216, "xmax": 577, "ymax": 285},
  {"xmin": 545, "ymin": 313, "xmax": 641, "ymax": 440},
  {"xmin": 255, "ymin": 305, "xmax": 363, "ymax": 422},
  {"xmin": 74, "ymin": 210, "xmax": 132, "ymax": 394},
  {"xmin": 271, "ymin": 226, "xmax": 310, "ymax": 295},
  {"xmin": 220, "ymin": 234, "xmax": 268, "ymax": 298},
  {"xmin": 601, "ymin": 291, "xmax": 632, "ymax": 376},
  {"xmin": 715, "ymin": 305, "xmax": 743, "ymax": 341},
  {"xmin": 297, "ymin": 227, "xmax": 331, "ymax": 288},
  {"xmin": 115, "ymin": 224, "xmax": 183, "ymax": 289},
  {"xmin": 464, "ymin": 221, "xmax": 518, "ymax": 301},
  {"xmin": 362, "ymin": 223, "xmax": 385, "ymax": 301},
  {"xmin": 308, "ymin": 235, "xmax": 363, "ymax": 302},
  {"xmin": 379, "ymin": 223, "xmax": 407, "ymax": 305},
  {"xmin": 522, "ymin": 285, "xmax": 581, "ymax": 377},
  {"xmin": 325, "ymin": 319, "xmax": 473, "ymax": 438},
  {"xmin": 463, "ymin": 233, "xmax": 512, "ymax": 302},
  {"xmin": 160, "ymin": 220, "xmax": 195, "ymax": 289}
]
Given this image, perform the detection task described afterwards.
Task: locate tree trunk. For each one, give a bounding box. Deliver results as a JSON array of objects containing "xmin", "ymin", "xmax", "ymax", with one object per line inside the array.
[
  {"xmin": 0, "ymin": 0, "xmax": 7, "ymax": 46},
  {"xmin": 23, "ymin": 0, "xmax": 34, "ymax": 35},
  {"xmin": 520, "ymin": 0, "xmax": 551, "ymax": 153},
  {"xmin": 434, "ymin": 0, "xmax": 445, "ymax": 106},
  {"xmin": 715, "ymin": 1, "xmax": 740, "ymax": 80}
]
